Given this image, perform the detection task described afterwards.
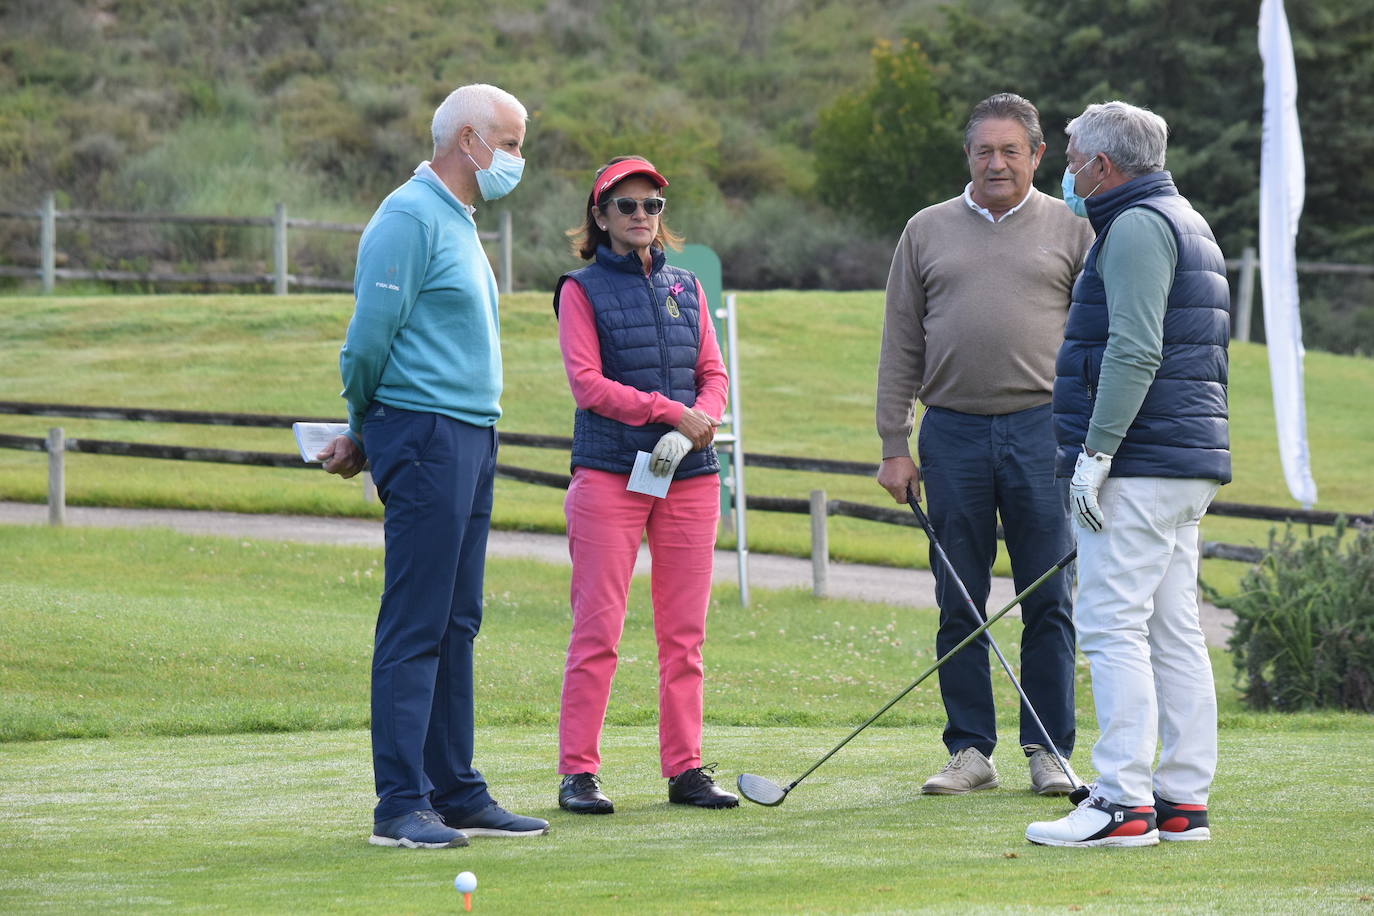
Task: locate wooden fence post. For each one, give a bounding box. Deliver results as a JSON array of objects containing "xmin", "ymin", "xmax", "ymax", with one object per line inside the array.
[
  {"xmin": 1234, "ymin": 245, "xmax": 1256, "ymax": 342},
  {"xmin": 273, "ymin": 202, "xmax": 288, "ymax": 296},
  {"xmin": 499, "ymin": 209, "xmax": 513, "ymax": 293},
  {"xmin": 810, "ymin": 489, "xmax": 828, "ymax": 598},
  {"xmin": 41, "ymin": 191, "xmax": 56, "ymax": 294},
  {"xmin": 47, "ymin": 427, "xmax": 65, "ymax": 526}
]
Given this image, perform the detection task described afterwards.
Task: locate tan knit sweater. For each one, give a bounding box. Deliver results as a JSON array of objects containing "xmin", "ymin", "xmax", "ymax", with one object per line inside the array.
[{"xmin": 876, "ymin": 188, "xmax": 1095, "ymax": 459}]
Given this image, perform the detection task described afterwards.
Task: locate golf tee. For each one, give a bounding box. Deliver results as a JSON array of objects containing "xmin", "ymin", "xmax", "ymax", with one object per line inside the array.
[{"xmin": 463, "ymin": 891, "xmax": 472, "ymax": 911}]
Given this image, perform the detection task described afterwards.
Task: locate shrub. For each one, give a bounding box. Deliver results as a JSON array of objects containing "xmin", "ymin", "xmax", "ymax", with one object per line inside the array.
[{"xmin": 1212, "ymin": 521, "xmax": 1374, "ymax": 712}]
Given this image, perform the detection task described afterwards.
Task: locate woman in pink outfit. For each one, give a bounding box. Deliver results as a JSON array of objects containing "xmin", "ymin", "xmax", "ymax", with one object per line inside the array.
[{"xmin": 553, "ymin": 156, "xmax": 737, "ymax": 814}]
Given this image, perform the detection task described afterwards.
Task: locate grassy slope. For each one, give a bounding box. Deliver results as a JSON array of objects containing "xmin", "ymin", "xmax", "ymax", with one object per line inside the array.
[
  {"xmin": 1, "ymin": 292, "xmax": 1370, "ymax": 593},
  {"xmin": 1, "ymin": 527, "xmax": 1372, "ymax": 913}
]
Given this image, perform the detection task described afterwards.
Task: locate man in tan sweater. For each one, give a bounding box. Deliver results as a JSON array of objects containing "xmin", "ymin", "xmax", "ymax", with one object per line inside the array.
[{"xmin": 876, "ymin": 93, "xmax": 1094, "ymax": 797}]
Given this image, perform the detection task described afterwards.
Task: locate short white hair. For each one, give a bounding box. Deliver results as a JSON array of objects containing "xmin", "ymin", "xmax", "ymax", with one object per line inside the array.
[
  {"xmin": 431, "ymin": 84, "xmax": 527, "ymax": 155},
  {"xmin": 1066, "ymin": 101, "xmax": 1169, "ymax": 178}
]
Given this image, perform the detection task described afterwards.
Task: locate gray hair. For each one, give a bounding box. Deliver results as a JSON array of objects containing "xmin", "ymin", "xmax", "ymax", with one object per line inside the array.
[
  {"xmin": 431, "ymin": 84, "xmax": 528, "ymax": 155},
  {"xmin": 1065, "ymin": 101, "xmax": 1168, "ymax": 178},
  {"xmin": 964, "ymin": 92, "xmax": 1043, "ymax": 151}
]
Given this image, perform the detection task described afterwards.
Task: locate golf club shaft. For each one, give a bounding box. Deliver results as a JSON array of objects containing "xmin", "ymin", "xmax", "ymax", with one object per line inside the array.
[
  {"xmin": 906, "ymin": 492, "xmax": 1080, "ymax": 789},
  {"xmin": 784, "ymin": 546, "xmax": 1076, "ymax": 791}
]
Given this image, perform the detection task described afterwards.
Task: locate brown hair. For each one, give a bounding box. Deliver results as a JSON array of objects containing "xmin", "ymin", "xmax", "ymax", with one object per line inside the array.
[{"xmin": 566, "ymin": 155, "xmax": 684, "ymax": 261}]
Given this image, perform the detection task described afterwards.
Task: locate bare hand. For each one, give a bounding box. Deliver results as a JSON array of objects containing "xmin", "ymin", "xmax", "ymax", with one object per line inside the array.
[
  {"xmin": 676, "ymin": 407, "xmax": 719, "ymax": 451},
  {"xmin": 877, "ymin": 456, "xmax": 921, "ymax": 504},
  {"xmin": 318, "ymin": 434, "xmax": 366, "ymax": 479}
]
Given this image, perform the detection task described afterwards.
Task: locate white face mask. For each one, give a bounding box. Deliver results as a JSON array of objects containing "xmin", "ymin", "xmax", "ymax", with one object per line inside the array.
[{"xmin": 467, "ymin": 131, "xmax": 524, "ymax": 201}]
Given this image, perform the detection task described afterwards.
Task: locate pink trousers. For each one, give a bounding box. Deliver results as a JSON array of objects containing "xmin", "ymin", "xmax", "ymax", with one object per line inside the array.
[{"xmin": 558, "ymin": 467, "xmax": 720, "ymax": 778}]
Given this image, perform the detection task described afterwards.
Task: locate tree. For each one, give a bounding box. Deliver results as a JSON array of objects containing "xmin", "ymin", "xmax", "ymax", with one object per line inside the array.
[
  {"xmin": 911, "ymin": 0, "xmax": 1374, "ymax": 352},
  {"xmin": 911, "ymin": 0, "xmax": 1374, "ymax": 267},
  {"xmin": 813, "ymin": 40, "xmax": 966, "ymax": 239}
]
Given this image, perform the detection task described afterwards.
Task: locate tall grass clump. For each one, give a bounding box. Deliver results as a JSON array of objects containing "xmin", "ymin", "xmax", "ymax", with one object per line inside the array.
[{"xmin": 1212, "ymin": 521, "xmax": 1374, "ymax": 712}]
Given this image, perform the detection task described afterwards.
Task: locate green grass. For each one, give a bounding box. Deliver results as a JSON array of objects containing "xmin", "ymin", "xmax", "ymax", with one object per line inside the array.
[
  {"xmin": 1, "ymin": 292, "xmax": 1370, "ymax": 596},
  {"xmin": 0, "ymin": 524, "xmax": 1053, "ymax": 741},
  {"xmin": 4, "ymin": 725, "xmax": 1374, "ymax": 914},
  {"xmin": 3, "ymin": 525, "xmax": 1373, "ymax": 913}
]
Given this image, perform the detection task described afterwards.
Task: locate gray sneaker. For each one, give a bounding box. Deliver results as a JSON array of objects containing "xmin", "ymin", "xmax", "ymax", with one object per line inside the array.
[
  {"xmin": 1025, "ymin": 744, "xmax": 1080, "ymax": 796},
  {"xmin": 921, "ymin": 747, "xmax": 999, "ymax": 795}
]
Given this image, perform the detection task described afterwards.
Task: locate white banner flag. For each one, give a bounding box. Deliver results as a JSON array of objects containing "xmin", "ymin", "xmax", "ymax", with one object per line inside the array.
[{"xmin": 1258, "ymin": 0, "xmax": 1317, "ymax": 508}]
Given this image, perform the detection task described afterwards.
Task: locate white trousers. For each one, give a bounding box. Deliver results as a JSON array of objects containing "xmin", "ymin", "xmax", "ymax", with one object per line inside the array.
[{"xmin": 1075, "ymin": 476, "xmax": 1221, "ymax": 807}]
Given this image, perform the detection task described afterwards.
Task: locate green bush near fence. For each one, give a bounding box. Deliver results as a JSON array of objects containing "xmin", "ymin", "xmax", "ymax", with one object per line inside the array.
[{"xmin": 1212, "ymin": 520, "xmax": 1374, "ymax": 712}]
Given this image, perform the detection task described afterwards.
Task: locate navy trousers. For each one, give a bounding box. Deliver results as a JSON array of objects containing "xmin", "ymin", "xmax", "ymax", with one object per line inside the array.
[
  {"xmin": 365, "ymin": 404, "xmax": 497, "ymax": 822},
  {"xmin": 917, "ymin": 404, "xmax": 1076, "ymax": 759}
]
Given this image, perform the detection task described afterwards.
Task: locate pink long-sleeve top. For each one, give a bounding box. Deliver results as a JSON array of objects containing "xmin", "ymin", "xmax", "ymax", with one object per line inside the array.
[{"xmin": 556, "ymin": 276, "xmax": 729, "ymax": 427}]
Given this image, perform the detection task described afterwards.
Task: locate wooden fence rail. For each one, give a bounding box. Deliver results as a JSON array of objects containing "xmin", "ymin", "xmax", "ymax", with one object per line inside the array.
[
  {"xmin": 0, "ymin": 193, "xmax": 514, "ymax": 295},
  {"xmin": 7, "ymin": 400, "xmax": 1371, "ymax": 571}
]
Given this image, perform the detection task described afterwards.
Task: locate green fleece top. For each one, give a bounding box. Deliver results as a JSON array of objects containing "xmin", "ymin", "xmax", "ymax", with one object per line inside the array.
[
  {"xmin": 338, "ymin": 168, "xmax": 502, "ymax": 451},
  {"xmin": 1086, "ymin": 207, "xmax": 1179, "ymax": 455}
]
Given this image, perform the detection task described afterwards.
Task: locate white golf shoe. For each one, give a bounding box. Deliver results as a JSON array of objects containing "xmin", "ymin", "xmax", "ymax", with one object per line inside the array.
[
  {"xmin": 1025, "ymin": 791, "xmax": 1159, "ymax": 847},
  {"xmin": 921, "ymin": 747, "xmax": 999, "ymax": 795}
]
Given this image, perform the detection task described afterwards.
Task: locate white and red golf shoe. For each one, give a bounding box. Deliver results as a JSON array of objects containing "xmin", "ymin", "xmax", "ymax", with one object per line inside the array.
[{"xmin": 1025, "ymin": 791, "xmax": 1159, "ymax": 848}]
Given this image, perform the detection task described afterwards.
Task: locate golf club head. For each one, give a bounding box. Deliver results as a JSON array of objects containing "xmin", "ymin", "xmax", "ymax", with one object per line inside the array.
[{"xmin": 737, "ymin": 773, "xmax": 789, "ymax": 806}]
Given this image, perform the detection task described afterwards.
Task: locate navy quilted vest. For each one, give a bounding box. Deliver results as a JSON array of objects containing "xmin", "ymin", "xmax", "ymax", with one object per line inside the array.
[
  {"xmin": 1052, "ymin": 171, "xmax": 1231, "ymax": 483},
  {"xmin": 553, "ymin": 245, "xmax": 720, "ymax": 479}
]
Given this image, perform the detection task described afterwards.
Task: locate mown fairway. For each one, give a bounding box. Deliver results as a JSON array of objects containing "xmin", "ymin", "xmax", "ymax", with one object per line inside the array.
[
  {"xmin": 3, "ymin": 293, "xmax": 1372, "ymax": 911},
  {"xmin": 1, "ymin": 293, "xmax": 1370, "ymax": 594},
  {"xmin": 3, "ymin": 525, "xmax": 1373, "ymax": 914}
]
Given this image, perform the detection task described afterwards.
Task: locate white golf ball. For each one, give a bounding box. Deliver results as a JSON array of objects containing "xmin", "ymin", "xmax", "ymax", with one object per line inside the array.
[{"xmin": 454, "ymin": 871, "xmax": 478, "ymax": 894}]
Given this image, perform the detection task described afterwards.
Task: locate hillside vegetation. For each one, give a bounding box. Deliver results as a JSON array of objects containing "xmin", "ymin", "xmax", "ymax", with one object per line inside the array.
[{"xmin": 2, "ymin": 0, "xmax": 1372, "ymax": 351}]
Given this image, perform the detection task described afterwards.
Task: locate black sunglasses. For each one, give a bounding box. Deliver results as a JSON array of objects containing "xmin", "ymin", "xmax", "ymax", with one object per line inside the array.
[{"xmin": 606, "ymin": 196, "xmax": 665, "ymax": 216}]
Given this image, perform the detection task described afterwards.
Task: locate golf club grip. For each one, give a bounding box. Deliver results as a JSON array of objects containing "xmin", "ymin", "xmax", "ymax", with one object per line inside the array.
[{"xmin": 786, "ymin": 544, "xmax": 1075, "ymax": 790}]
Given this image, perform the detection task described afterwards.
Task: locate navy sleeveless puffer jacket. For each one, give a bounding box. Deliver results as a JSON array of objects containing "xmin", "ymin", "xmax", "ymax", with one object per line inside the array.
[
  {"xmin": 554, "ymin": 245, "xmax": 719, "ymax": 479},
  {"xmin": 1053, "ymin": 171, "xmax": 1231, "ymax": 483}
]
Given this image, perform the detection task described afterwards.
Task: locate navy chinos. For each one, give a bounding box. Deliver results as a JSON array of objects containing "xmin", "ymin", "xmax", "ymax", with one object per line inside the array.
[
  {"xmin": 365, "ymin": 404, "xmax": 498, "ymax": 822},
  {"xmin": 917, "ymin": 403, "xmax": 1076, "ymax": 760}
]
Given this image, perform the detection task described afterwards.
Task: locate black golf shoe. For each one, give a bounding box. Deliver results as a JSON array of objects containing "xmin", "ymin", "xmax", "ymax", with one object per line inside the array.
[
  {"xmin": 668, "ymin": 763, "xmax": 739, "ymax": 808},
  {"xmin": 559, "ymin": 772, "xmax": 614, "ymax": 814},
  {"xmin": 1155, "ymin": 793, "xmax": 1211, "ymax": 841}
]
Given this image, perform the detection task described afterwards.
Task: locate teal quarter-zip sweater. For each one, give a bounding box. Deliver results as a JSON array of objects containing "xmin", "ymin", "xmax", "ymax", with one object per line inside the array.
[{"xmin": 339, "ymin": 166, "xmax": 502, "ymax": 450}]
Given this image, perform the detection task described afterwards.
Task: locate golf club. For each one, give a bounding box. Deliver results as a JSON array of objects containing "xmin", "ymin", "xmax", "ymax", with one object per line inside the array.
[
  {"xmin": 737, "ymin": 544, "xmax": 1077, "ymax": 807},
  {"xmin": 905, "ymin": 490, "xmax": 1082, "ymax": 793}
]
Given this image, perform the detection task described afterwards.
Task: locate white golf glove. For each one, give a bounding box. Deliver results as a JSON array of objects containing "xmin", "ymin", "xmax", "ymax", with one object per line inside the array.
[
  {"xmin": 649, "ymin": 430, "xmax": 692, "ymax": 477},
  {"xmin": 1069, "ymin": 449, "xmax": 1113, "ymax": 532}
]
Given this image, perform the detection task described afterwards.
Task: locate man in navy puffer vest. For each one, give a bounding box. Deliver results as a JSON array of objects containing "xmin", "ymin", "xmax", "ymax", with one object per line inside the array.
[{"xmin": 1027, "ymin": 102, "xmax": 1229, "ymax": 849}]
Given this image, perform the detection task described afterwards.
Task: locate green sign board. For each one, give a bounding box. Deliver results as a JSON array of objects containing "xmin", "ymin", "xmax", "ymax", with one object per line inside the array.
[
  {"xmin": 665, "ymin": 244, "xmax": 723, "ymax": 338},
  {"xmin": 664, "ymin": 244, "xmax": 733, "ymax": 515}
]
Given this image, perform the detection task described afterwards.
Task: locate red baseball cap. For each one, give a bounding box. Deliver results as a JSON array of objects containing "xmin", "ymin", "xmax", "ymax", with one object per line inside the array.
[{"xmin": 591, "ymin": 158, "xmax": 668, "ymax": 201}]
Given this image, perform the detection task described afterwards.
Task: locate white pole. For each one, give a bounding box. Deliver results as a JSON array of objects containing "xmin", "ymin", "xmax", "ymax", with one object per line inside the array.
[
  {"xmin": 1234, "ymin": 246, "xmax": 1256, "ymax": 342},
  {"xmin": 723, "ymin": 293, "xmax": 748, "ymax": 607},
  {"xmin": 41, "ymin": 192, "xmax": 56, "ymax": 294},
  {"xmin": 47, "ymin": 427, "xmax": 65, "ymax": 526}
]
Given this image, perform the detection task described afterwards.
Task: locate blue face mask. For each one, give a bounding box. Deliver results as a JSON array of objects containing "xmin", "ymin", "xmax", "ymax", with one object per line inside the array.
[
  {"xmin": 1061, "ymin": 156, "xmax": 1103, "ymax": 218},
  {"xmin": 468, "ymin": 131, "xmax": 524, "ymax": 201}
]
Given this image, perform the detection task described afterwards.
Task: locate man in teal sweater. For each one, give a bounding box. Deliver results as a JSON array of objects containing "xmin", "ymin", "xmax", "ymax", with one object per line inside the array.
[{"xmin": 320, "ymin": 83, "xmax": 549, "ymax": 849}]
